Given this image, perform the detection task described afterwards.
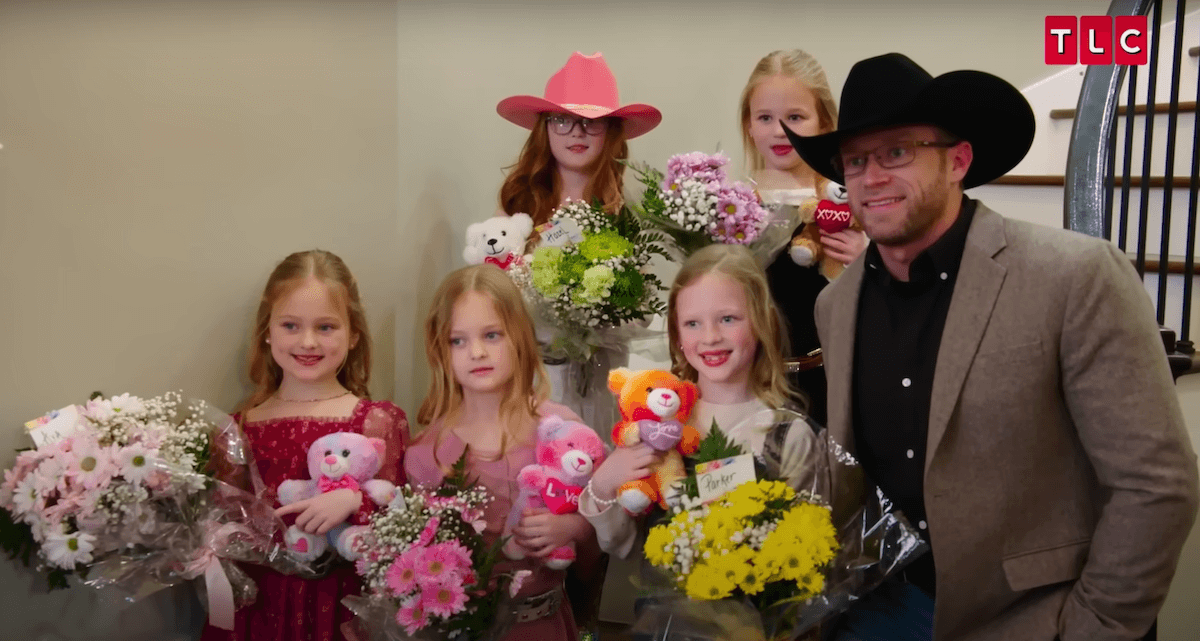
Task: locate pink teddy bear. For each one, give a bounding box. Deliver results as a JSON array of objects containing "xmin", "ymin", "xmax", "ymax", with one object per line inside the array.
[
  {"xmin": 277, "ymin": 432, "xmax": 396, "ymax": 562},
  {"xmin": 502, "ymin": 415, "xmax": 607, "ymax": 570}
]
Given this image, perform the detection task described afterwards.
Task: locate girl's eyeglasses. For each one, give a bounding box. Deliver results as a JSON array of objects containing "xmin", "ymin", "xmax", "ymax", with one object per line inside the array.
[{"xmin": 547, "ymin": 114, "xmax": 609, "ymax": 136}]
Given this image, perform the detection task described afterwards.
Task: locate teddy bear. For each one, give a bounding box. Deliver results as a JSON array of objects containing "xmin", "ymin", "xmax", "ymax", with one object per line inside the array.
[
  {"xmin": 462, "ymin": 213, "xmax": 534, "ymax": 270},
  {"xmin": 790, "ymin": 181, "xmax": 863, "ymax": 281},
  {"xmin": 276, "ymin": 432, "xmax": 396, "ymax": 563},
  {"xmin": 501, "ymin": 415, "xmax": 607, "ymax": 570},
  {"xmin": 607, "ymin": 368, "xmax": 702, "ymax": 515}
]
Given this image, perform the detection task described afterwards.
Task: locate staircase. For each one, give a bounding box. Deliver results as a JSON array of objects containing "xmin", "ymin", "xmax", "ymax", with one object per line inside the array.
[{"xmin": 967, "ymin": 1, "xmax": 1199, "ymax": 380}]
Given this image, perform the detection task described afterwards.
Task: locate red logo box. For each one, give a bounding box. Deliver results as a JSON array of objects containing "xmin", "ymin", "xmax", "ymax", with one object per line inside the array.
[
  {"xmin": 1115, "ymin": 15, "xmax": 1149, "ymax": 65},
  {"xmin": 1046, "ymin": 16, "xmax": 1077, "ymax": 64},
  {"xmin": 1080, "ymin": 16, "xmax": 1114, "ymax": 64}
]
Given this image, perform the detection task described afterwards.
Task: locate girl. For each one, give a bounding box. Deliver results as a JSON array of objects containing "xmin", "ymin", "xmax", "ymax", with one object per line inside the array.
[
  {"xmin": 494, "ymin": 51, "xmax": 663, "ymax": 438},
  {"xmin": 580, "ymin": 244, "xmax": 817, "ymax": 559},
  {"xmin": 739, "ymin": 49, "xmax": 867, "ymax": 425},
  {"xmin": 202, "ymin": 250, "xmax": 409, "ymax": 641},
  {"xmin": 404, "ymin": 264, "xmax": 601, "ymax": 641}
]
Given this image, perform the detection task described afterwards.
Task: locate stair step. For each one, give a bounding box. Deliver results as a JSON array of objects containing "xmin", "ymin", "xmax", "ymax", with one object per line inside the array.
[
  {"xmin": 992, "ymin": 175, "xmax": 1194, "ymax": 188},
  {"xmin": 1136, "ymin": 257, "xmax": 1195, "ymax": 275},
  {"xmin": 1050, "ymin": 101, "xmax": 1197, "ymax": 120}
]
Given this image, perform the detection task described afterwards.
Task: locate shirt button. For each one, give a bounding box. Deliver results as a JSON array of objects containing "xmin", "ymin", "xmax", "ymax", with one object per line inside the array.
[
  {"xmin": 907, "ymin": 449, "xmax": 915, "ymax": 459},
  {"xmin": 919, "ymin": 520, "xmax": 928, "ymax": 530},
  {"xmin": 940, "ymin": 272, "xmax": 948, "ymax": 280},
  {"xmin": 902, "ymin": 377, "xmax": 912, "ymax": 387}
]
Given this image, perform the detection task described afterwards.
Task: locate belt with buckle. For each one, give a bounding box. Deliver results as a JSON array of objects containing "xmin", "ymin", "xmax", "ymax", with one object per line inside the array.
[
  {"xmin": 785, "ymin": 348, "xmax": 823, "ymax": 373},
  {"xmin": 511, "ymin": 586, "xmax": 563, "ymax": 623}
]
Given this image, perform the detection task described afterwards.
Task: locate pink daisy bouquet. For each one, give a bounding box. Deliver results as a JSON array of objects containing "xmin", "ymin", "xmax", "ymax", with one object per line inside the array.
[
  {"xmin": 342, "ymin": 456, "xmax": 523, "ymax": 641},
  {"xmin": 1, "ymin": 391, "xmax": 302, "ymax": 630},
  {"xmin": 625, "ymin": 151, "xmax": 770, "ymax": 258}
]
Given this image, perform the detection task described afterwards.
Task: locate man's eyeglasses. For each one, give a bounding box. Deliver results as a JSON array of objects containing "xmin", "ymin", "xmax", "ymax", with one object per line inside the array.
[
  {"xmin": 834, "ymin": 140, "xmax": 961, "ymax": 177},
  {"xmin": 547, "ymin": 113, "xmax": 609, "ymax": 136}
]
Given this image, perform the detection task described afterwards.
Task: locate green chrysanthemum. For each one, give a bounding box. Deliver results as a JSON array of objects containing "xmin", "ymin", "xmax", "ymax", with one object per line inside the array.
[
  {"xmin": 573, "ymin": 265, "xmax": 615, "ymax": 305},
  {"xmin": 530, "ymin": 246, "xmax": 565, "ymax": 296},
  {"xmin": 578, "ymin": 230, "xmax": 634, "ymax": 262},
  {"xmin": 559, "ymin": 251, "xmax": 589, "ymax": 284}
]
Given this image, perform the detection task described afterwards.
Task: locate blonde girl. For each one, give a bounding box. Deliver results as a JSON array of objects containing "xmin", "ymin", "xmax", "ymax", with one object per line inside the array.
[
  {"xmin": 739, "ymin": 49, "xmax": 866, "ymax": 425},
  {"xmin": 403, "ymin": 264, "xmax": 601, "ymax": 641},
  {"xmin": 203, "ymin": 249, "xmax": 409, "ymax": 641},
  {"xmin": 581, "ymin": 244, "xmax": 817, "ymax": 557}
]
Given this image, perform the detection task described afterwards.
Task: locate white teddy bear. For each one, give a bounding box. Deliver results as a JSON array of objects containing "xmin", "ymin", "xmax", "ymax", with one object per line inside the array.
[{"xmin": 463, "ymin": 213, "xmax": 534, "ymax": 270}]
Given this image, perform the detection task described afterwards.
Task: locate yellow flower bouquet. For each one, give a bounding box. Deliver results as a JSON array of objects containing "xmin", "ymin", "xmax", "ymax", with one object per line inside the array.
[{"xmin": 631, "ymin": 409, "xmax": 928, "ymax": 641}]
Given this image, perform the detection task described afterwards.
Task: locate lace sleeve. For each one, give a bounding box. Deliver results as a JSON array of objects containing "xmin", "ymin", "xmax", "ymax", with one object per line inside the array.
[{"xmin": 363, "ymin": 402, "xmax": 410, "ymax": 486}]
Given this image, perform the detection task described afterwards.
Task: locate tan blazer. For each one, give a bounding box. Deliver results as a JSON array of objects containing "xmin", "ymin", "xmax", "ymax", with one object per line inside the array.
[{"xmin": 814, "ymin": 203, "xmax": 1199, "ymax": 641}]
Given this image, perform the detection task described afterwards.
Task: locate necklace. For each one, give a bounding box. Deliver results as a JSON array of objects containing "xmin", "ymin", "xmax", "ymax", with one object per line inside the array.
[{"xmin": 273, "ymin": 390, "xmax": 352, "ymax": 403}]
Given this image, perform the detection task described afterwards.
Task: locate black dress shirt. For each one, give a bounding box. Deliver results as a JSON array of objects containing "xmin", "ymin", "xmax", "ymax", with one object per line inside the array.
[{"xmin": 851, "ymin": 197, "xmax": 977, "ymax": 598}]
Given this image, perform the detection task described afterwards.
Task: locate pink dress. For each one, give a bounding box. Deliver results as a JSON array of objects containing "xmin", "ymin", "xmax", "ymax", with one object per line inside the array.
[
  {"xmin": 201, "ymin": 399, "xmax": 409, "ymax": 641},
  {"xmin": 403, "ymin": 402, "xmax": 593, "ymax": 641}
]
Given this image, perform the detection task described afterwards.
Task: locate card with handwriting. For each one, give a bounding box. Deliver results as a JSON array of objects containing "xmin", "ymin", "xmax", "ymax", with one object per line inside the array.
[
  {"xmin": 25, "ymin": 405, "xmax": 83, "ymax": 448},
  {"xmin": 695, "ymin": 453, "xmax": 757, "ymax": 504},
  {"xmin": 537, "ymin": 218, "xmax": 584, "ymax": 247}
]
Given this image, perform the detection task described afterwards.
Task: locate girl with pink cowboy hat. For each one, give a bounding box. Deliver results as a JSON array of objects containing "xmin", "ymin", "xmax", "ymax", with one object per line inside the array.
[{"xmin": 495, "ymin": 51, "xmax": 662, "ymax": 228}]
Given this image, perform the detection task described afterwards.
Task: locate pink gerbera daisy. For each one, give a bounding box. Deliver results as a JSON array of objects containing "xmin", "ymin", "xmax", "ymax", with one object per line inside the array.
[
  {"xmin": 420, "ymin": 581, "xmax": 468, "ymax": 618},
  {"xmin": 416, "ymin": 516, "xmax": 439, "ymax": 547},
  {"xmin": 395, "ymin": 596, "xmax": 428, "ymax": 635},
  {"xmin": 385, "ymin": 551, "xmax": 420, "ymax": 596},
  {"xmin": 433, "ymin": 540, "xmax": 472, "ymax": 571},
  {"xmin": 415, "ymin": 544, "xmax": 454, "ymax": 586}
]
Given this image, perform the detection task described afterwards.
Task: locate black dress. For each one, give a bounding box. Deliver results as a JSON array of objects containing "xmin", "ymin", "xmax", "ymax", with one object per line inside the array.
[{"xmin": 765, "ymin": 221, "xmax": 831, "ymax": 427}]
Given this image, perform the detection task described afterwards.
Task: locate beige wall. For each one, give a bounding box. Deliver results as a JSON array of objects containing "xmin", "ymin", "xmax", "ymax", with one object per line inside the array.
[{"xmin": 2, "ymin": 1, "xmax": 1195, "ymax": 639}]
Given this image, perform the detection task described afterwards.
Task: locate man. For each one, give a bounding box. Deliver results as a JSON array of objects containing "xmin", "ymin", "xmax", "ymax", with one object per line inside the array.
[{"xmin": 782, "ymin": 53, "xmax": 1199, "ymax": 641}]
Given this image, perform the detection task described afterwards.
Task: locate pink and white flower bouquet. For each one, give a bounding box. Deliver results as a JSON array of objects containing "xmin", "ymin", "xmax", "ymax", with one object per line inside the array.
[
  {"xmin": 342, "ymin": 456, "xmax": 523, "ymax": 641},
  {"xmin": 625, "ymin": 152, "xmax": 771, "ymax": 258},
  {"xmin": 0, "ymin": 391, "xmax": 302, "ymax": 629}
]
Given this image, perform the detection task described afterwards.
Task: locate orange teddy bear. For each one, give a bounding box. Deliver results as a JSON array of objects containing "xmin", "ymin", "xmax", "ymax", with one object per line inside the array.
[{"xmin": 607, "ymin": 368, "xmax": 702, "ymax": 515}]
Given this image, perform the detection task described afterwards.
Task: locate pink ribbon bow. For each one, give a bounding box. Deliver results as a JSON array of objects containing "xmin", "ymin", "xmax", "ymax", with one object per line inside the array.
[
  {"xmin": 182, "ymin": 522, "xmax": 253, "ymax": 630},
  {"xmin": 318, "ymin": 475, "xmax": 361, "ymax": 494},
  {"xmin": 484, "ymin": 253, "xmax": 518, "ymax": 270}
]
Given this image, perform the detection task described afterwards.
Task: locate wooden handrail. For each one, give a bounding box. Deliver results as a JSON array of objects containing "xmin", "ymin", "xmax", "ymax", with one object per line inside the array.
[{"xmin": 1050, "ymin": 100, "xmax": 1196, "ymax": 120}]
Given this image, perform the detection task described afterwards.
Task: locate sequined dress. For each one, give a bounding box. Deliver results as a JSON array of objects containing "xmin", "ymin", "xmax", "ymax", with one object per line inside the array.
[{"xmin": 200, "ymin": 399, "xmax": 409, "ymax": 641}]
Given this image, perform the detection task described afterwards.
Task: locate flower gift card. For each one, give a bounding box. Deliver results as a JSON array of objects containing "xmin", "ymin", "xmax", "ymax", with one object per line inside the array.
[
  {"xmin": 537, "ymin": 217, "xmax": 584, "ymax": 247},
  {"xmin": 695, "ymin": 453, "xmax": 757, "ymax": 504},
  {"xmin": 24, "ymin": 404, "xmax": 84, "ymax": 448}
]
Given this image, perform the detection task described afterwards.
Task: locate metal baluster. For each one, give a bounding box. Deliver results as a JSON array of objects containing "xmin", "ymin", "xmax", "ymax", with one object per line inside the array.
[
  {"xmin": 1154, "ymin": 0, "xmax": 1188, "ymax": 323},
  {"xmin": 1135, "ymin": 0, "xmax": 1164, "ymax": 279},
  {"xmin": 1119, "ymin": 65, "xmax": 1139, "ymax": 252}
]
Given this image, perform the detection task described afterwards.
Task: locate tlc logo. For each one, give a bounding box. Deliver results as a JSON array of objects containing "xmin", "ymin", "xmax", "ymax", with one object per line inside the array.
[{"xmin": 1045, "ymin": 16, "xmax": 1149, "ymax": 65}]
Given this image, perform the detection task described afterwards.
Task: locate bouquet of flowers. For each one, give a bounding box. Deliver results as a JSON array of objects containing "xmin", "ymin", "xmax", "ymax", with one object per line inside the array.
[
  {"xmin": 0, "ymin": 391, "xmax": 302, "ymax": 629},
  {"xmin": 342, "ymin": 456, "xmax": 524, "ymax": 641},
  {"xmin": 630, "ymin": 410, "xmax": 928, "ymax": 641},
  {"xmin": 625, "ymin": 152, "xmax": 771, "ymax": 259},
  {"xmin": 507, "ymin": 198, "xmax": 666, "ymax": 364}
]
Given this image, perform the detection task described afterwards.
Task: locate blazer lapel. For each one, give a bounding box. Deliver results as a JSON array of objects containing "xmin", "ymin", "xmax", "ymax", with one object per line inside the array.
[
  {"xmin": 925, "ymin": 205, "xmax": 1008, "ymax": 471},
  {"xmin": 826, "ymin": 260, "xmax": 866, "ymax": 452}
]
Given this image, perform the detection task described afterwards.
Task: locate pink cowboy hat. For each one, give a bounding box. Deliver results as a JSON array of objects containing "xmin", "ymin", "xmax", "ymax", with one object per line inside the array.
[{"xmin": 496, "ymin": 51, "xmax": 662, "ymax": 139}]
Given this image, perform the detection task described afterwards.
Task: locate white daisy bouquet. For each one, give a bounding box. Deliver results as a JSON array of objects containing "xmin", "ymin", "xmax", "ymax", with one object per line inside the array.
[
  {"xmin": 0, "ymin": 391, "xmax": 301, "ymax": 630},
  {"xmin": 343, "ymin": 455, "xmax": 523, "ymax": 641},
  {"xmin": 507, "ymin": 199, "xmax": 666, "ymax": 364},
  {"xmin": 625, "ymin": 152, "xmax": 770, "ymax": 259}
]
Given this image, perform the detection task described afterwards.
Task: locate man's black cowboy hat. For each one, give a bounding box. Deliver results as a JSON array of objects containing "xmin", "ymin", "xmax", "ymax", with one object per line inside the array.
[{"xmin": 783, "ymin": 53, "xmax": 1035, "ymax": 189}]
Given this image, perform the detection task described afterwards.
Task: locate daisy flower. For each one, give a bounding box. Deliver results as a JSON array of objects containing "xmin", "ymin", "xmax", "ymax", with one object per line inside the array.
[
  {"xmin": 67, "ymin": 439, "xmax": 117, "ymax": 490},
  {"xmin": 116, "ymin": 444, "xmax": 157, "ymax": 485},
  {"xmin": 395, "ymin": 596, "xmax": 428, "ymax": 636},
  {"xmin": 420, "ymin": 581, "xmax": 468, "ymax": 619},
  {"xmin": 508, "ymin": 569, "xmax": 532, "ymax": 598},
  {"xmin": 44, "ymin": 529, "xmax": 97, "ymax": 569},
  {"xmin": 107, "ymin": 393, "xmax": 145, "ymax": 415},
  {"xmin": 386, "ymin": 552, "xmax": 420, "ymax": 596},
  {"xmin": 11, "ymin": 474, "xmax": 44, "ymax": 518},
  {"xmin": 415, "ymin": 543, "xmax": 454, "ymax": 586}
]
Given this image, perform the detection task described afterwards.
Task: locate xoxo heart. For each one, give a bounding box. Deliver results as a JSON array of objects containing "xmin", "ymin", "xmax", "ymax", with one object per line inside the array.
[
  {"xmin": 542, "ymin": 478, "xmax": 583, "ymax": 515},
  {"xmin": 814, "ymin": 199, "xmax": 852, "ymax": 234},
  {"xmin": 293, "ymin": 537, "xmax": 309, "ymax": 553}
]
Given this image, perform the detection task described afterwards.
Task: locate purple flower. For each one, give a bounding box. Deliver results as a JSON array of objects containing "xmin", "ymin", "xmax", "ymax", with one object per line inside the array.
[{"xmin": 664, "ymin": 152, "xmax": 730, "ymax": 191}]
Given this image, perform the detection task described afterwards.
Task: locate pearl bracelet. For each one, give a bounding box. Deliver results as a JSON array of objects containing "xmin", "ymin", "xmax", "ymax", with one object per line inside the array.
[{"xmin": 584, "ymin": 481, "xmax": 618, "ymax": 508}]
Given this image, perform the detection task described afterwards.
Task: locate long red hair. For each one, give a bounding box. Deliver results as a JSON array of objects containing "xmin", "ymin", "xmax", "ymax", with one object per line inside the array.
[{"xmin": 498, "ymin": 113, "xmax": 629, "ymax": 226}]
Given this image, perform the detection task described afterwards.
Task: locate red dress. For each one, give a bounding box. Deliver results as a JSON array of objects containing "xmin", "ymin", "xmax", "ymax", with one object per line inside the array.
[{"xmin": 201, "ymin": 398, "xmax": 409, "ymax": 641}]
